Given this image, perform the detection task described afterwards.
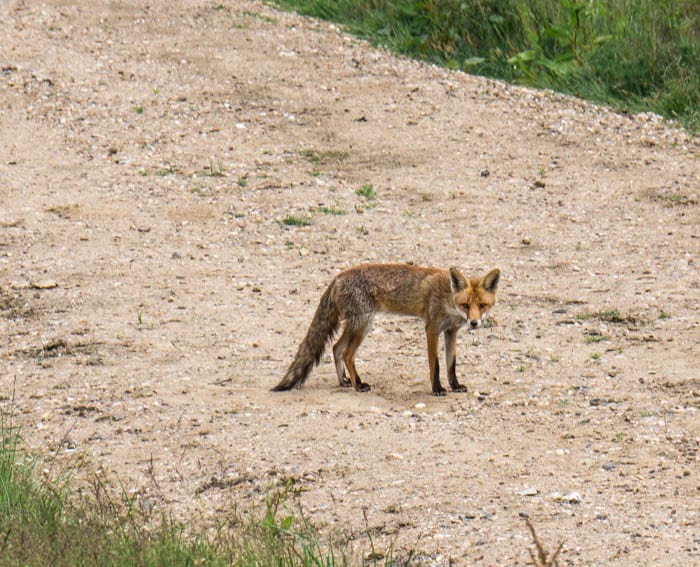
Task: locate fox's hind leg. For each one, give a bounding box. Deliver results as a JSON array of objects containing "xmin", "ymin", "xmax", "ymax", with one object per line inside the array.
[
  {"xmin": 342, "ymin": 315, "xmax": 373, "ymax": 392},
  {"xmin": 332, "ymin": 326, "xmax": 351, "ymax": 387}
]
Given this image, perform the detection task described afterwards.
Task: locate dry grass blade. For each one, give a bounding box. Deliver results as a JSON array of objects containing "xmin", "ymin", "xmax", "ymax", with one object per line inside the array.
[{"xmin": 525, "ymin": 518, "xmax": 564, "ymax": 567}]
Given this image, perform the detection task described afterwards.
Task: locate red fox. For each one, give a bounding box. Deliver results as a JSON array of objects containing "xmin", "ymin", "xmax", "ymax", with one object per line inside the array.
[{"xmin": 272, "ymin": 263, "xmax": 500, "ymax": 395}]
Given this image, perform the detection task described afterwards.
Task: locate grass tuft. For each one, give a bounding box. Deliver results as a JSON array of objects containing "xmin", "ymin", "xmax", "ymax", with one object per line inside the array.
[
  {"xmin": 280, "ymin": 214, "xmax": 313, "ymax": 226},
  {"xmin": 525, "ymin": 517, "xmax": 564, "ymax": 566},
  {"xmin": 355, "ymin": 184, "xmax": 377, "ymax": 200},
  {"xmin": 314, "ymin": 205, "xmax": 348, "ymax": 215},
  {"xmin": 0, "ymin": 414, "xmax": 358, "ymax": 566}
]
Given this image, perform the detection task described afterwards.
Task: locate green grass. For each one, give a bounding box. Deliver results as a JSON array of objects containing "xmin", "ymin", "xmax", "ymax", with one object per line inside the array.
[
  {"xmin": 314, "ymin": 205, "xmax": 348, "ymax": 215},
  {"xmin": 0, "ymin": 416, "xmax": 357, "ymax": 566},
  {"xmin": 299, "ymin": 149, "xmax": 349, "ymax": 165},
  {"xmin": 597, "ymin": 309, "xmax": 623, "ymax": 323},
  {"xmin": 198, "ymin": 160, "xmax": 227, "ymax": 177},
  {"xmin": 280, "ymin": 214, "xmax": 313, "ymax": 226},
  {"xmin": 355, "ymin": 184, "xmax": 376, "ymax": 200},
  {"xmin": 269, "ymin": 0, "xmax": 700, "ymax": 131}
]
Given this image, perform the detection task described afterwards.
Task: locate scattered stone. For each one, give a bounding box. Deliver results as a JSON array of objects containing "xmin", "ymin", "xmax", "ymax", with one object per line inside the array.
[
  {"xmin": 550, "ymin": 491, "xmax": 582, "ymax": 504},
  {"xmin": 30, "ymin": 280, "xmax": 58, "ymax": 289}
]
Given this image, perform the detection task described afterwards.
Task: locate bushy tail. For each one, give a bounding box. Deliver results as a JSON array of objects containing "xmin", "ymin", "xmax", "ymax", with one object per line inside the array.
[{"xmin": 272, "ymin": 283, "xmax": 339, "ymax": 391}]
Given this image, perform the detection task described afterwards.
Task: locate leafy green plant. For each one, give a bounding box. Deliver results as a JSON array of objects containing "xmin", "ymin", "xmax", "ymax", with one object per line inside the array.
[
  {"xmin": 509, "ymin": 0, "xmax": 612, "ymax": 83},
  {"xmin": 356, "ymin": 184, "xmax": 376, "ymax": 200}
]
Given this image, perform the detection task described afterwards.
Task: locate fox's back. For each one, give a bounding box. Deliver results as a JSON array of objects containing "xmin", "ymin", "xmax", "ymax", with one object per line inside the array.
[{"xmin": 332, "ymin": 263, "xmax": 449, "ymax": 319}]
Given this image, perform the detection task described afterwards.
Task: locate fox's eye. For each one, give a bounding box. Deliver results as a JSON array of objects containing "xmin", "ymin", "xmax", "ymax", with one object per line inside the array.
[
  {"xmin": 479, "ymin": 303, "xmax": 488, "ymax": 311},
  {"xmin": 459, "ymin": 303, "xmax": 469, "ymax": 311}
]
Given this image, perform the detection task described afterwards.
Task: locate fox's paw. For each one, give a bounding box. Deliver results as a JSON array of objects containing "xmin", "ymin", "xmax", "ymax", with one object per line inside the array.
[
  {"xmin": 450, "ymin": 384, "xmax": 468, "ymax": 393},
  {"xmin": 355, "ymin": 382, "xmax": 371, "ymax": 393},
  {"xmin": 432, "ymin": 388, "xmax": 447, "ymax": 397}
]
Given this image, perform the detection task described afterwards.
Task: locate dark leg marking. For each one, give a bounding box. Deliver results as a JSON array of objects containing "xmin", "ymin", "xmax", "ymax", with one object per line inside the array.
[
  {"xmin": 448, "ymin": 360, "xmax": 467, "ymax": 392},
  {"xmin": 432, "ymin": 360, "xmax": 446, "ymax": 396},
  {"xmin": 355, "ymin": 374, "xmax": 371, "ymax": 392}
]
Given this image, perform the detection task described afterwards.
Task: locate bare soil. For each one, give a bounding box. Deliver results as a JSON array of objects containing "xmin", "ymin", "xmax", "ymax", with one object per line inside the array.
[{"xmin": 1, "ymin": 1, "xmax": 698, "ymax": 565}]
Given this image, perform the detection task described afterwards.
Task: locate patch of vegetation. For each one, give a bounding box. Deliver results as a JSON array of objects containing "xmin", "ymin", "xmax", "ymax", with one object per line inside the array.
[
  {"xmin": 642, "ymin": 188, "xmax": 698, "ymax": 207},
  {"xmin": 270, "ymin": 0, "xmax": 700, "ymax": 131},
  {"xmin": 280, "ymin": 214, "xmax": 313, "ymax": 226},
  {"xmin": 299, "ymin": 148, "xmax": 349, "ymax": 165},
  {"xmin": 198, "ymin": 160, "xmax": 227, "ymax": 177},
  {"xmin": 241, "ymin": 10, "xmax": 278, "ymax": 24},
  {"xmin": 0, "ymin": 415, "xmax": 361, "ymax": 566},
  {"xmin": 45, "ymin": 204, "xmax": 79, "ymax": 219},
  {"xmin": 576, "ymin": 308, "xmax": 639, "ymax": 325},
  {"xmin": 597, "ymin": 309, "xmax": 623, "ymax": 323},
  {"xmin": 525, "ymin": 517, "xmax": 564, "ymax": 567},
  {"xmin": 313, "ymin": 205, "xmax": 348, "ymax": 215},
  {"xmin": 584, "ymin": 332, "xmax": 608, "ymax": 344},
  {"xmin": 0, "ymin": 286, "xmax": 35, "ymax": 320},
  {"xmin": 140, "ymin": 164, "xmax": 179, "ymax": 177},
  {"xmin": 355, "ymin": 184, "xmax": 377, "ymax": 200}
]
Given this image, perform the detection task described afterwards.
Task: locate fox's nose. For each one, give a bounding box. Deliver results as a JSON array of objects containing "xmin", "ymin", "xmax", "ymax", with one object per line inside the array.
[{"xmin": 469, "ymin": 319, "xmax": 479, "ymax": 329}]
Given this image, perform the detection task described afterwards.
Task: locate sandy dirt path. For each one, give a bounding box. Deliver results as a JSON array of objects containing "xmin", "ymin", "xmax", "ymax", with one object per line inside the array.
[{"xmin": 1, "ymin": 1, "xmax": 698, "ymax": 564}]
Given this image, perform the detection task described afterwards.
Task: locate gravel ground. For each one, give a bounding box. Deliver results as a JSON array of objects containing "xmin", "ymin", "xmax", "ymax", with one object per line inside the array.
[{"xmin": 1, "ymin": 1, "xmax": 698, "ymax": 564}]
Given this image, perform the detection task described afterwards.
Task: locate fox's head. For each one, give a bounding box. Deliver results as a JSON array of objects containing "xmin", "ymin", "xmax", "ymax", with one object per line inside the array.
[{"xmin": 449, "ymin": 267, "xmax": 500, "ymax": 329}]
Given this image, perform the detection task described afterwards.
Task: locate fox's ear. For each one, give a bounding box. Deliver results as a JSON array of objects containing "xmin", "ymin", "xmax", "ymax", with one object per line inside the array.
[
  {"xmin": 449, "ymin": 267, "xmax": 467, "ymax": 292},
  {"xmin": 482, "ymin": 268, "xmax": 501, "ymax": 293}
]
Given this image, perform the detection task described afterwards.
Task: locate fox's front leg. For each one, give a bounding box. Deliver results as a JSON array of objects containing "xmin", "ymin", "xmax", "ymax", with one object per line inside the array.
[
  {"xmin": 444, "ymin": 328, "xmax": 467, "ymax": 392},
  {"xmin": 426, "ymin": 327, "xmax": 446, "ymax": 396}
]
